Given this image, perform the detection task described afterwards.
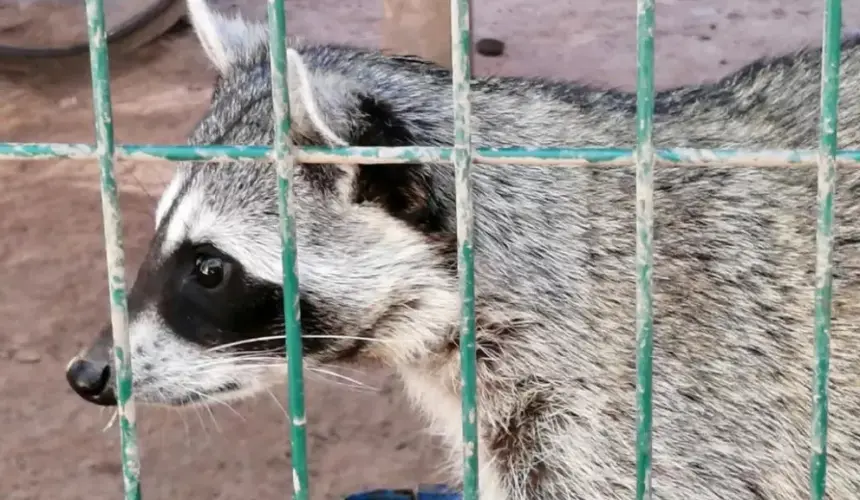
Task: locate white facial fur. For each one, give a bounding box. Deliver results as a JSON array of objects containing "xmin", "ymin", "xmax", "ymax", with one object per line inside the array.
[
  {"xmin": 161, "ymin": 182, "xmax": 283, "ymax": 283},
  {"xmin": 127, "ymin": 308, "xmax": 286, "ymax": 405}
]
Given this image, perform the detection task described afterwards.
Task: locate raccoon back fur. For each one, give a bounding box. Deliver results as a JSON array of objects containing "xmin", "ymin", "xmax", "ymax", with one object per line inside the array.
[{"xmin": 63, "ymin": 1, "xmax": 860, "ymax": 499}]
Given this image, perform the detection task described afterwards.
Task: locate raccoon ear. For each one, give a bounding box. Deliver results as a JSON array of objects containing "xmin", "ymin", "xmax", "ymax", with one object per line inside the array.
[
  {"xmin": 284, "ymin": 48, "xmax": 360, "ymax": 185},
  {"xmin": 186, "ymin": 0, "xmax": 269, "ymax": 74},
  {"xmin": 285, "ymin": 48, "xmax": 352, "ymax": 149}
]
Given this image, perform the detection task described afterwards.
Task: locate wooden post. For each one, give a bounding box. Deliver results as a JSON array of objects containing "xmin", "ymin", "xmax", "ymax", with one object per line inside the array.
[{"xmin": 381, "ymin": 0, "xmax": 452, "ymax": 68}]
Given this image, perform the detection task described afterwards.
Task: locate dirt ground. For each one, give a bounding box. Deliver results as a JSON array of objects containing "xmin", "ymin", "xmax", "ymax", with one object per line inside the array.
[
  {"xmin": 1, "ymin": 0, "xmax": 859, "ymax": 499},
  {"xmin": 0, "ymin": 0, "xmax": 160, "ymax": 49}
]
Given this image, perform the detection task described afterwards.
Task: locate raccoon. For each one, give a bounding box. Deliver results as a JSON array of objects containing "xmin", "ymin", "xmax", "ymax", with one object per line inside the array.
[{"xmin": 65, "ymin": 0, "xmax": 860, "ymax": 498}]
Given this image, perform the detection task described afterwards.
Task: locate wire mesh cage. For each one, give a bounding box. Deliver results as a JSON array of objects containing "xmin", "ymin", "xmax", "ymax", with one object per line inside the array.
[{"xmin": 0, "ymin": 0, "xmax": 854, "ymax": 499}]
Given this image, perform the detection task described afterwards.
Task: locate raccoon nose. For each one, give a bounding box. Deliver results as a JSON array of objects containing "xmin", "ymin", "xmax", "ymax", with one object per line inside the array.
[{"xmin": 66, "ymin": 356, "xmax": 117, "ymax": 406}]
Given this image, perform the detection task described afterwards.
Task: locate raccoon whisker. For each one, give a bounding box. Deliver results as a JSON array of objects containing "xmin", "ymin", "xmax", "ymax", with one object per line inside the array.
[
  {"xmin": 307, "ymin": 366, "xmax": 370, "ymax": 387},
  {"xmin": 183, "ymin": 355, "xmax": 284, "ymax": 369},
  {"xmin": 158, "ymin": 372, "xmax": 247, "ymax": 421},
  {"xmin": 193, "ymin": 351, "xmax": 283, "ymax": 362},
  {"xmin": 308, "ymin": 366, "xmax": 378, "ymax": 392},
  {"xmin": 151, "ymin": 387, "xmax": 194, "ymax": 446},
  {"xmin": 176, "ymin": 406, "xmax": 191, "ymax": 446},
  {"xmin": 204, "ymin": 335, "xmax": 288, "ymax": 352},
  {"xmin": 124, "ymin": 165, "xmax": 158, "ymax": 207},
  {"xmin": 164, "ymin": 387, "xmax": 192, "ymax": 442},
  {"xmin": 264, "ymin": 387, "xmax": 289, "ymax": 419},
  {"xmin": 182, "ymin": 357, "xmax": 287, "ymax": 371},
  {"xmin": 168, "ymin": 364, "xmax": 288, "ymax": 384},
  {"xmin": 195, "ymin": 390, "xmax": 246, "ymax": 422},
  {"xmin": 177, "ymin": 361, "xmax": 374, "ymax": 395},
  {"xmin": 205, "ymin": 334, "xmax": 405, "ymax": 354},
  {"xmin": 202, "ymin": 402, "xmax": 221, "ymax": 433},
  {"xmin": 176, "ymin": 386, "xmax": 227, "ymax": 430},
  {"xmin": 101, "ymin": 409, "xmax": 119, "ymax": 433},
  {"xmin": 192, "ymin": 408, "xmax": 209, "ymax": 436},
  {"xmin": 315, "ymin": 363, "xmax": 366, "ymax": 377},
  {"xmin": 305, "ymin": 370, "xmax": 368, "ymax": 391},
  {"xmin": 161, "ymin": 385, "xmax": 215, "ymax": 436},
  {"xmin": 307, "ymin": 371, "xmax": 374, "ymax": 392},
  {"xmin": 301, "ymin": 334, "xmax": 403, "ymax": 344},
  {"xmin": 202, "ymin": 362, "xmax": 288, "ymax": 371}
]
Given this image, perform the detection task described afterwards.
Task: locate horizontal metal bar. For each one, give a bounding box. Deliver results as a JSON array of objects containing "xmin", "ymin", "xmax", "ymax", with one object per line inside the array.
[{"xmin": 3, "ymin": 143, "xmax": 860, "ymax": 167}]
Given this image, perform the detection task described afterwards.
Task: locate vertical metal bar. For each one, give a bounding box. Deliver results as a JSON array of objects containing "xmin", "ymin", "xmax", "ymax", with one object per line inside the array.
[
  {"xmin": 267, "ymin": 0, "xmax": 310, "ymax": 498},
  {"xmin": 84, "ymin": 0, "xmax": 141, "ymax": 497},
  {"xmin": 450, "ymin": 0, "xmax": 479, "ymax": 498},
  {"xmin": 810, "ymin": 1, "xmax": 842, "ymax": 498},
  {"xmin": 634, "ymin": 0, "xmax": 656, "ymax": 498}
]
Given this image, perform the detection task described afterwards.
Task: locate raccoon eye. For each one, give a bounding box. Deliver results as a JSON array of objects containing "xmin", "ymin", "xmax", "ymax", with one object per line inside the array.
[{"xmin": 194, "ymin": 255, "xmax": 227, "ymax": 289}]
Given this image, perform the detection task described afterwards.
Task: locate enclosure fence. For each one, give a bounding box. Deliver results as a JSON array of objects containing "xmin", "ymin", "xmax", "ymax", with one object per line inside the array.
[{"xmin": 0, "ymin": 0, "xmax": 857, "ymax": 497}]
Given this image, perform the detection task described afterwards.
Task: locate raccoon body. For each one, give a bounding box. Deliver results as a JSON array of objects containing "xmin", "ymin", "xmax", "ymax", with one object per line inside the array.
[{"xmin": 65, "ymin": 1, "xmax": 860, "ymax": 498}]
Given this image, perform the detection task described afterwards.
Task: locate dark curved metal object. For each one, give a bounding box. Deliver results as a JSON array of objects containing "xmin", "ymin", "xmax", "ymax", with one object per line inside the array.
[{"xmin": 0, "ymin": 0, "xmax": 186, "ymax": 61}]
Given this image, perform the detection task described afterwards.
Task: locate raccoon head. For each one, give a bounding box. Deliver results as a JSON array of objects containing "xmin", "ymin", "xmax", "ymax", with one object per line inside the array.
[{"xmin": 65, "ymin": 0, "xmax": 460, "ymax": 408}]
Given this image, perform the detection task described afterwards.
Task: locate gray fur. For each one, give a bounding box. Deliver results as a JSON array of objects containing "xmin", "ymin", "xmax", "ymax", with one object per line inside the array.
[{"xmin": 68, "ymin": 1, "xmax": 860, "ymax": 498}]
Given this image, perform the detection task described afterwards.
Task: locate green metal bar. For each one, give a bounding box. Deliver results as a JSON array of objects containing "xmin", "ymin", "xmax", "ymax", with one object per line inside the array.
[
  {"xmin": 4, "ymin": 143, "xmax": 860, "ymax": 166},
  {"xmin": 634, "ymin": 0, "xmax": 656, "ymax": 497},
  {"xmin": 810, "ymin": 1, "xmax": 842, "ymax": 498},
  {"xmin": 266, "ymin": 0, "xmax": 310, "ymax": 498},
  {"xmin": 0, "ymin": 144, "xmax": 272, "ymax": 160},
  {"xmin": 83, "ymin": 0, "xmax": 141, "ymax": 497},
  {"xmin": 450, "ymin": 0, "xmax": 479, "ymax": 498}
]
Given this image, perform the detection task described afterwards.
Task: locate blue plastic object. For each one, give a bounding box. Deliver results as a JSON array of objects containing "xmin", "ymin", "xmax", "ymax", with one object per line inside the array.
[{"xmin": 344, "ymin": 484, "xmax": 461, "ymax": 500}]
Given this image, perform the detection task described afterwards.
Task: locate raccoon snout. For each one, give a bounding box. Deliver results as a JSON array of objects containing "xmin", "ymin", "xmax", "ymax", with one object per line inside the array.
[{"xmin": 66, "ymin": 355, "xmax": 116, "ymax": 406}]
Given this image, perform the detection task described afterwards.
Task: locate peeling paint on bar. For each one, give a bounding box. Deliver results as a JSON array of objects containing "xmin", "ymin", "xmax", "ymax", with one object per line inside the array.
[
  {"xmin": 450, "ymin": 0, "xmax": 479, "ymax": 498},
  {"xmin": 634, "ymin": 0, "xmax": 656, "ymax": 498},
  {"xmin": 266, "ymin": 0, "xmax": 310, "ymax": 499},
  {"xmin": 83, "ymin": 0, "xmax": 141, "ymax": 497},
  {"xmin": 4, "ymin": 143, "xmax": 860, "ymax": 167},
  {"xmin": 810, "ymin": 1, "xmax": 841, "ymax": 498}
]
